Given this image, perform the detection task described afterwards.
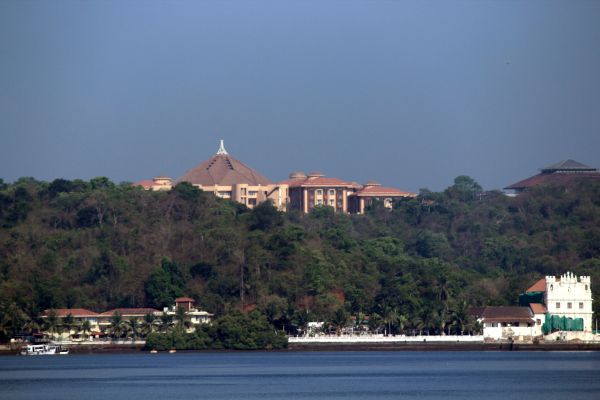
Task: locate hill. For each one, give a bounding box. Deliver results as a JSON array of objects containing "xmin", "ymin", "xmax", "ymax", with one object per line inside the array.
[{"xmin": 1, "ymin": 176, "xmax": 599, "ymax": 339}]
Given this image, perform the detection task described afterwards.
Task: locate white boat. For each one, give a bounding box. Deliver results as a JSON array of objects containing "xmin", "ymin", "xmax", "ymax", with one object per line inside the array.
[{"xmin": 20, "ymin": 344, "xmax": 69, "ymax": 355}]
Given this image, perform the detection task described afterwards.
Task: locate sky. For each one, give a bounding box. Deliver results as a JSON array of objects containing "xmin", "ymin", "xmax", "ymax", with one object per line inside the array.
[{"xmin": 1, "ymin": 0, "xmax": 599, "ymax": 192}]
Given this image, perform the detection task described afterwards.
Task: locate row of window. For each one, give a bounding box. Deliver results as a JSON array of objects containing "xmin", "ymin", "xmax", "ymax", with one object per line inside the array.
[
  {"xmin": 315, "ymin": 199, "xmax": 339, "ymax": 206},
  {"xmin": 315, "ymin": 189, "xmax": 337, "ymax": 196},
  {"xmin": 555, "ymin": 302, "xmax": 584, "ymax": 309}
]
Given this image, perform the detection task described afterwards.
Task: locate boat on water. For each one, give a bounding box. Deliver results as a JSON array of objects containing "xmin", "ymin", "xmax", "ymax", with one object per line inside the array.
[{"xmin": 20, "ymin": 344, "xmax": 69, "ymax": 355}]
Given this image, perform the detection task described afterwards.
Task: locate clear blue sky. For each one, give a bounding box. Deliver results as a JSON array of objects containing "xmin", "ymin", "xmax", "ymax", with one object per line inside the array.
[{"xmin": 1, "ymin": 0, "xmax": 599, "ymax": 191}]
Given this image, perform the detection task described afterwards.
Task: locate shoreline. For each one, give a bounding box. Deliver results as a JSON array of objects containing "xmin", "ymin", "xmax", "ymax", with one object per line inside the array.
[{"xmin": 3, "ymin": 341, "xmax": 600, "ymax": 355}]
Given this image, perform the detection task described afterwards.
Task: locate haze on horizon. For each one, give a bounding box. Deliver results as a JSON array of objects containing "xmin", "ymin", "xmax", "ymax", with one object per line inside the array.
[{"xmin": 1, "ymin": 1, "xmax": 599, "ymax": 192}]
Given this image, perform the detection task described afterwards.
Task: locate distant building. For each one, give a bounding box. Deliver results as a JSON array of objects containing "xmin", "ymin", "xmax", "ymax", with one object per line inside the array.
[
  {"xmin": 135, "ymin": 140, "xmax": 415, "ymax": 213},
  {"xmin": 279, "ymin": 172, "xmax": 415, "ymax": 214},
  {"xmin": 474, "ymin": 306, "xmax": 538, "ymax": 341},
  {"xmin": 177, "ymin": 140, "xmax": 288, "ymax": 210},
  {"xmin": 504, "ymin": 159, "xmax": 600, "ymax": 195},
  {"xmin": 540, "ymin": 272, "xmax": 593, "ymax": 332},
  {"xmin": 133, "ymin": 176, "xmax": 173, "ymax": 191},
  {"xmin": 40, "ymin": 297, "xmax": 213, "ymax": 339}
]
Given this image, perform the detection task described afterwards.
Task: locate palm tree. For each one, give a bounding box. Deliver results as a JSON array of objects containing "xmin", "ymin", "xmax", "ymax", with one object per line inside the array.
[
  {"xmin": 450, "ymin": 301, "xmax": 470, "ymax": 335},
  {"xmin": 397, "ymin": 314, "xmax": 408, "ymax": 335},
  {"xmin": 63, "ymin": 313, "xmax": 75, "ymax": 339},
  {"xmin": 383, "ymin": 306, "xmax": 398, "ymax": 336},
  {"xmin": 141, "ymin": 313, "xmax": 157, "ymax": 337},
  {"xmin": 109, "ymin": 312, "xmax": 126, "ymax": 339},
  {"xmin": 330, "ymin": 309, "xmax": 349, "ymax": 336},
  {"xmin": 80, "ymin": 320, "xmax": 92, "ymax": 340},
  {"xmin": 126, "ymin": 318, "xmax": 142, "ymax": 340},
  {"xmin": 44, "ymin": 309, "xmax": 60, "ymax": 340},
  {"xmin": 174, "ymin": 306, "xmax": 192, "ymax": 333},
  {"xmin": 159, "ymin": 311, "xmax": 173, "ymax": 333}
]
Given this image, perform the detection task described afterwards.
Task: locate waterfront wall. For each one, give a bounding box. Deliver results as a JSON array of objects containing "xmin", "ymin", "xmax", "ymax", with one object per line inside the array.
[{"xmin": 289, "ymin": 335, "xmax": 485, "ymax": 344}]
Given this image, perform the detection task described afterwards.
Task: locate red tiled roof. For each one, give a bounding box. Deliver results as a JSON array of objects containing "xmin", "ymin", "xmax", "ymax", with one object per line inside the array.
[
  {"xmin": 132, "ymin": 180, "xmax": 154, "ymax": 189},
  {"xmin": 352, "ymin": 185, "xmax": 416, "ymax": 198},
  {"xmin": 479, "ymin": 306, "xmax": 534, "ymax": 323},
  {"xmin": 100, "ymin": 308, "xmax": 160, "ymax": 316},
  {"xmin": 279, "ymin": 176, "xmax": 354, "ymax": 188},
  {"xmin": 504, "ymin": 172, "xmax": 600, "ymax": 190},
  {"xmin": 175, "ymin": 297, "xmax": 195, "ymax": 302},
  {"xmin": 529, "ymin": 303, "xmax": 547, "ymax": 314},
  {"xmin": 526, "ymin": 278, "xmax": 546, "ymax": 293},
  {"xmin": 178, "ymin": 153, "xmax": 272, "ymax": 187},
  {"xmin": 42, "ymin": 308, "xmax": 98, "ymax": 317}
]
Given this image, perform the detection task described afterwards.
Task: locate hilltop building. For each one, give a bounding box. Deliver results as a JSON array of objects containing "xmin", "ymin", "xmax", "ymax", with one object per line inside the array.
[
  {"xmin": 135, "ymin": 140, "xmax": 415, "ymax": 213},
  {"xmin": 177, "ymin": 140, "xmax": 288, "ymax": 210},
  {"xmin": 278, "ymin": 173, "xmax": 416, "ymax": 214},
  {"xmin": 133, "ymin": 176, "xmax": 173, "ymax": 191},
  {"xmin": 504, "ymin": 159, "xmax": 600, "ymax": 195}
]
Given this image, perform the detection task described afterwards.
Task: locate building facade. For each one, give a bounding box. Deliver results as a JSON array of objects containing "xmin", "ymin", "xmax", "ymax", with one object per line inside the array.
[
  {"xmin": 135, "ymin": 140, "xmax": 415, "ymax": 213},
  {"xmin": 544, "ymin": 272, "xmax": 593, "ymax": 332},
  {"xmin": 279, "ymin": 172, "xmax": 415, "ymax": 214}
]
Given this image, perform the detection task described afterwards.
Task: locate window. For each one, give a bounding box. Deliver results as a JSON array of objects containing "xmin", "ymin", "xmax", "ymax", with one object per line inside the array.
[
  {"xmin": 329, "ymin": 189, "xmax": 335, "ymax": 196},
  {"xmin": 329, "ymin": 199, "xmax": 335, "ymax": 206},
  {"xmin": 579, "ymin": 302, "xmax": 584, "ymax": 309},
  {"xmin": 248, "ymin": 198, "xmax": 257, "ymax": 206},
  {"xmin": 567, "ymin": 302, "xmax": 572, "ymax": 309},
  {"xmin": 316, "ymin": 199, "xmax": 323, "ymax": 205},
  {"xmin": 536, "ymin": 319, "xmax": 541, "ymax": 325},
  {"xmin": 248, "ymin": 191, "xmax": 257, "ymax": 196},
  {"xmin": 585, "ymin": 285, "xmax": 588, "ymax": 291},
  {"xmin": 556, "ymin": 302, "xmax": 560, "ymax": 309},
  {"xmin": 316, "ymin": 189, "xmax": 323, "ymax": 196}
]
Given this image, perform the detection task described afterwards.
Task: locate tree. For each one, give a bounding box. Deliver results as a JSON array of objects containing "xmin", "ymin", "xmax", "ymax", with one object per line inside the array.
[
  {"xmin": 141, "ymin": 313, "xmax": 157, "ymax": 337},
  {"xmin": 80, "ymin": 320, "xmax": 92, "ymax": 340},
  {"xmin": 174, "ymin": 306, "xmax": 192, "ymax": 333},
  {"xmin": 144, "ymin": 259, "xmax": 185, "ymax": 308},
  {"xmin": 330, "ymin": 308, "xmax": 349, "ymax": 336},
  {"xmin": 109, "ymin": 312, "xmax": 126, "ymax": 339}
]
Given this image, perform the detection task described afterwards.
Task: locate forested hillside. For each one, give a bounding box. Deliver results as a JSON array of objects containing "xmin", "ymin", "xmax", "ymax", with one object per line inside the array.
[{"xmin": 1, "ymin": 176, "xmax": 599, "ymax": 339}]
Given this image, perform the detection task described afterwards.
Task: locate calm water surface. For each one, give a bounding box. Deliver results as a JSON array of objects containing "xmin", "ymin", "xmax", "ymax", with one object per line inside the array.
[{"xmin": 1, "ymin": 351, "xmax": 599, "ymax": 399}]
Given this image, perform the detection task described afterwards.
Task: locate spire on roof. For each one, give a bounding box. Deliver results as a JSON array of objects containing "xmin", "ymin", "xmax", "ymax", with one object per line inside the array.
[{"xmin": 216, "ymin": 139, "xmax": 228, "ymax": 155}]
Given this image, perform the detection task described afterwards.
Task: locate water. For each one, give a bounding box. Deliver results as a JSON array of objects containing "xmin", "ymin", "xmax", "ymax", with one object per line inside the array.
[{"xmin": 1, "ymin": 351, "xmax": 599, "ymax": 399}]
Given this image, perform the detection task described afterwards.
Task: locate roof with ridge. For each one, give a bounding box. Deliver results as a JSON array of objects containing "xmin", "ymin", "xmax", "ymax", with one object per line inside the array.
[
  {"xmin": 504, "ymin": 159, "xmax": 600, "ymax": 190},
  {"xmin": 352, "ymin": 184, "xmax": 416, "ymax": 198},
  {"xmin": 541, "ymin": 159, "xmax": 596, "ymax": 172},
  {"xmin": 526, "ymin": 278, "xmax": 546, "ymax": 293},
  {"xmin": 42, "ymin": 308, "xmax": 99, "ymax": 317},
  {"xmin": 177, "ymin": 142, "xmax": 273, "ymax": 187}
]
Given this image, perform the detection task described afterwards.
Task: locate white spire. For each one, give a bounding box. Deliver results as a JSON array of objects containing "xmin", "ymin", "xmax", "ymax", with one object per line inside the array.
[{"xmin": 216, "ymin": 139, "xmax": 228, "ymax": 155}]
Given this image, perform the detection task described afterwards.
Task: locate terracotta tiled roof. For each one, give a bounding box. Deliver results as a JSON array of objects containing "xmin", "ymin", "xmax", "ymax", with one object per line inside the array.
[
  {"xmin": 479, "ymin": 306, "xmax": 534, "ymax": 323},
  {"xmin": 541, "ymin": 159, "xmax": 596, "ymax": 173},
  {"xmin": 279, "ymin": 176, "xmax": 354, "ymax": 188},
  {"xmin": 133, "ymin": 180, "xmax": 154, "ymax": 189},
  {"xmin": 529, "ymin": 303, "xmax": 547, "ymax": 314},
  {"xmin": 526, "ymin": 278, "xmax": 546, "ymax": 293},
  {"xmin": 504, "ymin": 172, "xmax": 600, "ymax": 190},
  {"xmin": 100, "ymin": 308, "xmax": 160, "ymax": 316},
  {"xmin": 42, "ymin": 308, "xmax": 98, "ymax": 317},
  {"xmin": 178, "ymin": 153, "xmax": 272, "ymax": 187},
  {"xmin": 352, "ymin": 185, "xmax": 416, "ymax": 198},
  {"xmin": 175, "ymin": 297, "xmax": 195, "ymax": 302}
]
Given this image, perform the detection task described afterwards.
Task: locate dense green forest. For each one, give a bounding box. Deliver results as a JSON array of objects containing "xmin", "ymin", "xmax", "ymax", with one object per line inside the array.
[{"xmin": 1, "ymin": 176, "xmax": 599, "ymax": 340}]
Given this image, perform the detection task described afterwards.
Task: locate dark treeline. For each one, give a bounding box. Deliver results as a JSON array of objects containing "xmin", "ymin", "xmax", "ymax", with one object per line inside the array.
[{"xmin": 1, "ymin": 176, "xmax": 599, "ymax": 340}]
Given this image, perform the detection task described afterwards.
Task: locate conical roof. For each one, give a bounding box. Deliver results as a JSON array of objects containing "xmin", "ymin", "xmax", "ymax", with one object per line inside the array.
[
  {"xmin": 541, "ymin": 159, "xmax": 596, "ymax": 173},
  {"xmin": 178, "ymin": 141, "xmax": 273, "ymax": 186}
]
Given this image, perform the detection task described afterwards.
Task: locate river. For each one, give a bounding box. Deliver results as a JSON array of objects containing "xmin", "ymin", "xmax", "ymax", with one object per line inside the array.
[{"xmin": 1, "ymin": 351, "xmax": 599, "ymax": 399}]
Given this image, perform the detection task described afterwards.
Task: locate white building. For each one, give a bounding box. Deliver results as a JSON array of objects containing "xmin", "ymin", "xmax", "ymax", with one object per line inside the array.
[{"xmin": 544, "ymin": 272, "xmax": 593, "ymax": 332}]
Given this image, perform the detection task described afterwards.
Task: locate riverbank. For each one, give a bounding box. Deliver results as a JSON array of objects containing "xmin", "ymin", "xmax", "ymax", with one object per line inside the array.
[{"xmin": 3, "ymin": 341, "xmax": 600, "ymax": 355}]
